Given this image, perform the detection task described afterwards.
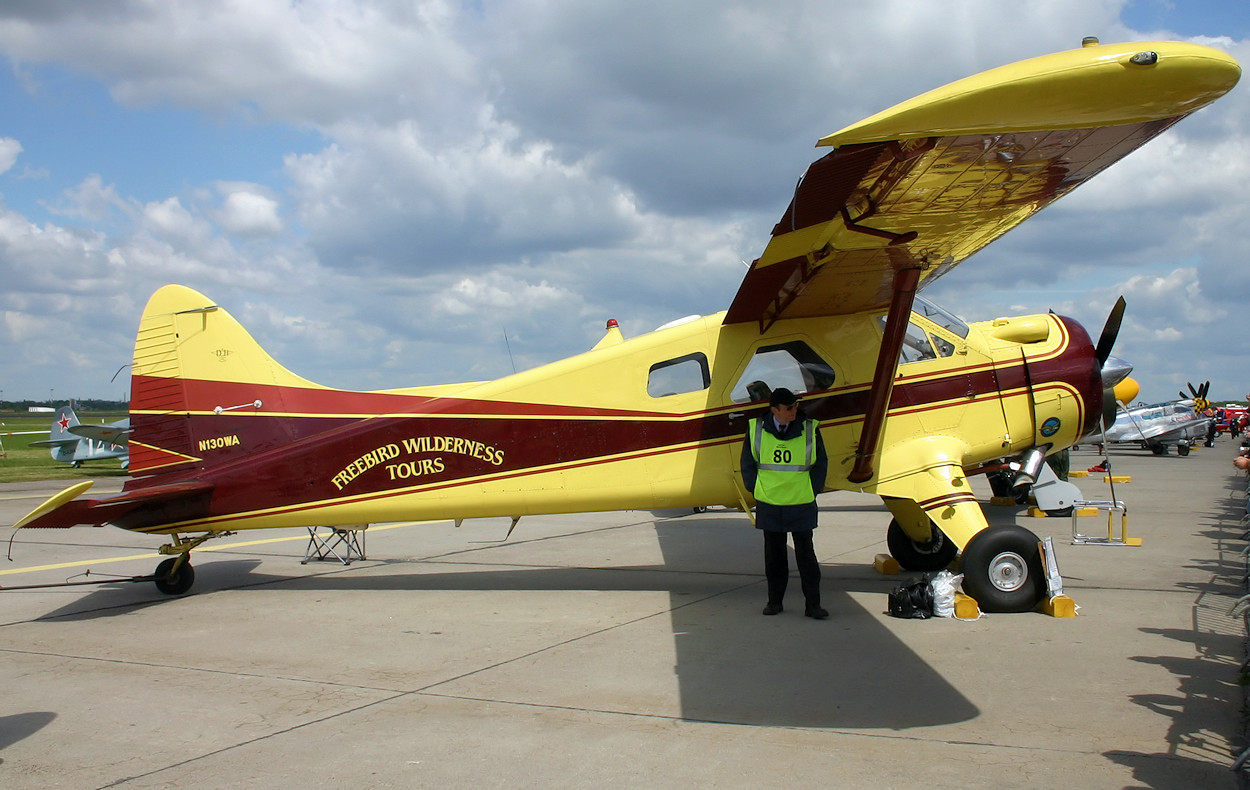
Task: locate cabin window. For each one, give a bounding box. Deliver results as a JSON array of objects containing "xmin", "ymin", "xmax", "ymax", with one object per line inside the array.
[
  {"xmin": 648, "ymin": 353, "xmax": 710, "ymax": 398},
  {"xmin": 730, "ymin": 341, "xmax": 836, "ymax": 404},
  {"xmin": 931, "ymin": 332, "xmax": 955, "ymax": 358},
  {"xmin": 877, "ymin": 316, "xmax": 957, "ymax": 365},
  {"xmin": 899, "ymin": 321, "xmax": 938, "ymax": 364}
]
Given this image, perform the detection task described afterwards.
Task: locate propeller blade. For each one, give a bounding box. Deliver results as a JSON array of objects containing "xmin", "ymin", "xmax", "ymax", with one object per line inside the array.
[{"xmin": 1095, "ymin": 297, "xmax": 1126, "ymax": 367}]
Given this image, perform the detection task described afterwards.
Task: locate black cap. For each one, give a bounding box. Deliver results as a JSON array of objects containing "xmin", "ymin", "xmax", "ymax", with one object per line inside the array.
[{"xmin": 769, "ymin": 388, "xmax": 798, "ymax": 407}]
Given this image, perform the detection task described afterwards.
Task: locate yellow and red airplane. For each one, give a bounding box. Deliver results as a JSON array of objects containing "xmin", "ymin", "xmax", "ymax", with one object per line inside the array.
[{"xmin": 12, "ymin": 39, "xmax": 1240, "ymax": 612}]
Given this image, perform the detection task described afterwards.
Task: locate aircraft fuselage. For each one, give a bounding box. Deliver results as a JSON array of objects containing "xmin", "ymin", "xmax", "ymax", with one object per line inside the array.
[{"xmin": 115, "ymin": 302, "xmax": 1100, "ymax": 539}]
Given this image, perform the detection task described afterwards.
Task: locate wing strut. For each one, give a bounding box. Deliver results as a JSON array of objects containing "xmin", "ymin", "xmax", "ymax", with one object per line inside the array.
[{"xmin": 848, "ymin": 266, "xmax": 921, "ymax": 484}]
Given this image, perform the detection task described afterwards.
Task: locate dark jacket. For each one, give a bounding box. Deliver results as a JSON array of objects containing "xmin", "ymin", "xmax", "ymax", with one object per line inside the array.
[{"xmin": 740, "ymin": 408, "xmax": 828, "ymax": 532}]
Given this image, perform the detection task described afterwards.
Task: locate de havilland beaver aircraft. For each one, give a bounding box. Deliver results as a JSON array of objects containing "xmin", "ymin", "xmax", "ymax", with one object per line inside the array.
[{"xmin": 12, "ymin": 39, "xmax": 1240, "ymax": 613}]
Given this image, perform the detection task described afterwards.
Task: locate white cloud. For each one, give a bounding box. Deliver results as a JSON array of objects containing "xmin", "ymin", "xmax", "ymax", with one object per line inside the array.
[
  {"xmin": 216, "ymin": 188, "xmax": 282, "ymax": 237},
  {"xmin": 0, "ymin": 137, "xmax": 21, "ymax": 174},
  {"xmin": 0, "ymin": 0, "xmax": 1244, "ymax": 405}
]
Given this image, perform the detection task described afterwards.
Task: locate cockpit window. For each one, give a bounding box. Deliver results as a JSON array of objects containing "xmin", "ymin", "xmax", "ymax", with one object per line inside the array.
[
  {"xmin": 730, "ymin": 341, "xmax": 836, "ymax": 403},
  {"xmin": 914, "ymin": 297, "xmax": 969, "ymax": 338},
  {"xmin": 878, "ymin": 297, "xmax": 964, "ymax": 366}
]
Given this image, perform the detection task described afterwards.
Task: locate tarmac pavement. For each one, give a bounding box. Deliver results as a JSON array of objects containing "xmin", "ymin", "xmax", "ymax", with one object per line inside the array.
[{"xmin": 0, "ymin": 441, "xmax": 1246, "ymax": 789}]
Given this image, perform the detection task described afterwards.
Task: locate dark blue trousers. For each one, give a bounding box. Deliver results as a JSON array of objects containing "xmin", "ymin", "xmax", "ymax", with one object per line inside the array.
[{"xmin": 763, "ymin": 528, "xmax": 821, "ymax": 608}]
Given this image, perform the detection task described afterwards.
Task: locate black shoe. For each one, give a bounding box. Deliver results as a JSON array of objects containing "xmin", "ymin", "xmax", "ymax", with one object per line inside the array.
[
  {"xmin": 762, "ymin": 602, "xmax": 783, "ymax": 616},
  {"xmin": 804, "ymin": 606, "xmax": 829, "ymax": 620}
]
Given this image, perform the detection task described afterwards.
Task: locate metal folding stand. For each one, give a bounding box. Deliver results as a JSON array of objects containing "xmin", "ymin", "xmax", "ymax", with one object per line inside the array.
[
  {"xmin": 302, "ymin": 525, "xmax": 368, "ymax": 565},
  {"xmin": 1070, "ymin": 499, "xmax": 1138, "ymax": 546}
]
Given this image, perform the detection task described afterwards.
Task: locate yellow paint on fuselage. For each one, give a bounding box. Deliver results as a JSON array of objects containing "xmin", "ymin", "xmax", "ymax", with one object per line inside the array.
[{"xmin": 131, "ymin": 294, "xmax": 1083, "ymax": 549}]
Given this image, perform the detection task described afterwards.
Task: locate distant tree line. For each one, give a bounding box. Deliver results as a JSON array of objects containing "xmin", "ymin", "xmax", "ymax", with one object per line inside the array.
[{"xmin": 0, "ymin": 399, "xmax": 129, "ymax": 412}]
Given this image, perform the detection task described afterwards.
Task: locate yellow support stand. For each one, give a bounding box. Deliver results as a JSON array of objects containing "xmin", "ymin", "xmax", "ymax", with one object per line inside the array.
[
  {"xmin": 1102, "ymin": 475, "xmax": 1132, "ymax": 484},
  {"xmin": 1068, "ymin": 470, "xmax": 1089, "ymax": 478}
]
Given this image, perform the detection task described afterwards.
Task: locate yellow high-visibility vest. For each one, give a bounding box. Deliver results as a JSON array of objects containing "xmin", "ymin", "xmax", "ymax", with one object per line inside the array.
[{"xmin": 749, "ymin": 417, "xmax": 818, "ymax": 505}]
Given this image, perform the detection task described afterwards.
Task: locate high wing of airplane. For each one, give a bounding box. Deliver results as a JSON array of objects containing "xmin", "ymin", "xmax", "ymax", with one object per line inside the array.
[
  {"xmin": 28, "ymin": 405, "xmax": 131, "ymax": 468},
  {"xmin": 10, "ymin": 40, "xmax": 1240, "ymax": 613}
]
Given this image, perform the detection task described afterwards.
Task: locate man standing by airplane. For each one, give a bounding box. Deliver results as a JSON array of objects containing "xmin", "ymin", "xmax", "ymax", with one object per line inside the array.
[{"xmin": 741, "ymin": 388, "xmax": 829, "ymax": 619}]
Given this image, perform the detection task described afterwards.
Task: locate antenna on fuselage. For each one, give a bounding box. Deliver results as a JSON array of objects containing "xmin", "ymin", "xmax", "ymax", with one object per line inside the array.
[{"xmin": 503, "ymin": 328, "xmax": 517, "ymax": 374}]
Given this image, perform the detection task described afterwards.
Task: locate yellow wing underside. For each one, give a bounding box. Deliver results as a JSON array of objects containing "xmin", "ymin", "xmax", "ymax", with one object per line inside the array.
[{"xmin": 725, "ymin": 41, "xmax": 1240, "ymax": 328}]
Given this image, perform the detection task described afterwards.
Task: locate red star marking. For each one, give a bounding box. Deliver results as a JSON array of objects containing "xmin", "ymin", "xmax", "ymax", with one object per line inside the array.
[{"xmin": 57, "ymin": 415, "xmax": 71, "ymax": 431}]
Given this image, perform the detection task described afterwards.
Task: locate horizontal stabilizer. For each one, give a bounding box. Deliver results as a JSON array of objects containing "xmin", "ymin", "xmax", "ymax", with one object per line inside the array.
[
  {"xmin": 12, "ymin": 481, "xmax": 95, "ymax": 529},
  {"xmin": 68, "ymin": 424, "xmax": 132, "ymax": 444},
  {"xmin": 29, "ymin": 438, "xmax": 80, "ymax": 448},
  {"xmin": 101, "ymin": 480, "xmax": 214, "ymax": 507},
  {"xmin": 12, "ymin": 480, "xmax": 214, "ymax": 530}
]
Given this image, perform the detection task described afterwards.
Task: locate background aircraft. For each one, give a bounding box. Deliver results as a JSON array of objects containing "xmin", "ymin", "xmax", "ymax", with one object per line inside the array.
[
  {"xmin": 1096, "ymin": 381, "xmax": 1213, "ymax": 456},
  {"xmin": 29, "ymin": 405, "xmax": 131, "ymax": 468},
  {"xmin": 11, "ymin": 40, "xmax": 1241, "ymax": 613}
]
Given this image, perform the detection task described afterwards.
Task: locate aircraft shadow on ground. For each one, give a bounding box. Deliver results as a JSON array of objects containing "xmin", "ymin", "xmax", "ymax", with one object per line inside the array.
[
  {"xmin": 34, "ymin": 516, "xmax": 978, "ymax": 730},
  {"xmin": 1103, "ymin": 482, "xmax": 1247, "ymax": 786},
  {"xmin": 0, "ymin": 712, "xmax": 56, "ymax": 764}
]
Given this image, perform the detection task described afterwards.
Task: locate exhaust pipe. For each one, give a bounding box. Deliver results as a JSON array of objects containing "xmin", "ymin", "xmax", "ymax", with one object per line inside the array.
[{"xmin": 1011, "ymin": 445, "xmax": 1051, "ymax": 491}]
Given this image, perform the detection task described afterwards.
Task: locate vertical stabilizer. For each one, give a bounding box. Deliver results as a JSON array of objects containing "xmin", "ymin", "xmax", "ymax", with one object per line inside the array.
[{"xmin": 128, "ymin": 285, "xmax": 328, "ymax": 476}]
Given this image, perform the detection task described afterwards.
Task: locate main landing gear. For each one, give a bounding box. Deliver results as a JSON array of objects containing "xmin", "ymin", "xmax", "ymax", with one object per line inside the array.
[
  {"xmin": 957, "ymin": 525, "xmax": 1046, "ymax": 613},
  {"xmin": 886, "ymin": 520, "xmax": 1047, "ymax": 613},
  {"xmin": 886, "ymin": 518, "xmax": 957, "ymax": 572}
]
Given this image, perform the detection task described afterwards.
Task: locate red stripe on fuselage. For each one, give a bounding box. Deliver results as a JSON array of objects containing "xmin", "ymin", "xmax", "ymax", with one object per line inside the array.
[{"xmin": 118, "ymin": 317, "xmax": 1101, "ymax": 530}]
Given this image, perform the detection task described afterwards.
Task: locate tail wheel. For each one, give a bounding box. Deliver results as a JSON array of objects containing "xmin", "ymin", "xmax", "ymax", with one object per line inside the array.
[
  {"xmin": 960, "ymin": 525, "xmax": 1046, "ymax": 613},
  {"xmin": 886, "ymin": 518, "xmax": 957, "ymax": 572},
  {"xmin": 154, "ymin": 557, "xmax": 195, "ymax": 596}
]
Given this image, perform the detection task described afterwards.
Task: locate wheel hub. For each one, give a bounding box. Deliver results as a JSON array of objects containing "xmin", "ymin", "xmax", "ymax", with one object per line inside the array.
[
  {"xmin": 912, "ymin": 532, "xmax": 945, "ymax": 555},
  {"xmin": 988, "ymin": 551, "xmax": 1028, "ymax": 592}
]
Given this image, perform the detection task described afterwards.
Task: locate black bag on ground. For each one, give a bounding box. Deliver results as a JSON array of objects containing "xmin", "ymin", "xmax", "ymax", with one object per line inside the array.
[{"xmin": 888, "ymin": 575, "xmax": 935, "ymax": 619}]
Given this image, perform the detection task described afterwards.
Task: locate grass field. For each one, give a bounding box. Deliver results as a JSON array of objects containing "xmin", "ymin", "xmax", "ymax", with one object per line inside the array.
[{"xmin": 0, "ymin": 411, "xmax": 130, "ymax": 483}]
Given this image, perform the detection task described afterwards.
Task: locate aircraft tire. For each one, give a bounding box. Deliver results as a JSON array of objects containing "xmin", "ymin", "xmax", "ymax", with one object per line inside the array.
[
  {"xmin": 960, "ymin": 525, "xmax": 1046, "ymax": 613},
  {"xmin": 886, "ymin": 519, "xmax": 957, "ymax": 572},
  {"xmin": 1177, "ymin": 444, "xmax": 1190, "ymax": 457},
  {"xmin": 154, "ymin": 557, "xmax": 195, "ymax": 596}
]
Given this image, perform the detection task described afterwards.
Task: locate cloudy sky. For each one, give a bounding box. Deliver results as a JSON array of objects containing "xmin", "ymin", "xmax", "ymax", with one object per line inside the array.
[{"xmin": 0, "ymin": 0, "xmax": 1246, "ymax": 407}]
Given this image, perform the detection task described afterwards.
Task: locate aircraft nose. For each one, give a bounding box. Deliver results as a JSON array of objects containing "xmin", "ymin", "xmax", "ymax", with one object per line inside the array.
[{"xmin": 1100, "ymin": 356, "xmax": 1134, "ymax": 431}]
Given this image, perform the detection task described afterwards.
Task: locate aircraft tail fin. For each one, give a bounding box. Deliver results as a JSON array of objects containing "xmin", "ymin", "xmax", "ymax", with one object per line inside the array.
[
  {"xmin": 128, "ymin": 285, "xmax": 332, "ymax": 477},
  {"xmin": 28, "ymin": 405, "xmax": 81, "ymax": 452}
]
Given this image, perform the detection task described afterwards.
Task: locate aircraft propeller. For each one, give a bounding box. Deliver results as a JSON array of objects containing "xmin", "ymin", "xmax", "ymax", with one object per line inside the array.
[
  {"xmin": 1094, "ymin": 296, "xmax": 1126, "ymax": 368},
  {"xmin": 1181, "ymin": 380, "xmax": 1212, "ymax": 412},
  {"xmin": 1095, "ymin": 297, "xmax": 1128, "ymax": 431}
]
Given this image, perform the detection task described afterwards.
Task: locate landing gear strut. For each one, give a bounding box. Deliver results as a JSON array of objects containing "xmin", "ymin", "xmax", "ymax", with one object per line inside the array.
[{"xmin": 151, "ymin": 531, "xmax": 231, "ymax": 595}]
